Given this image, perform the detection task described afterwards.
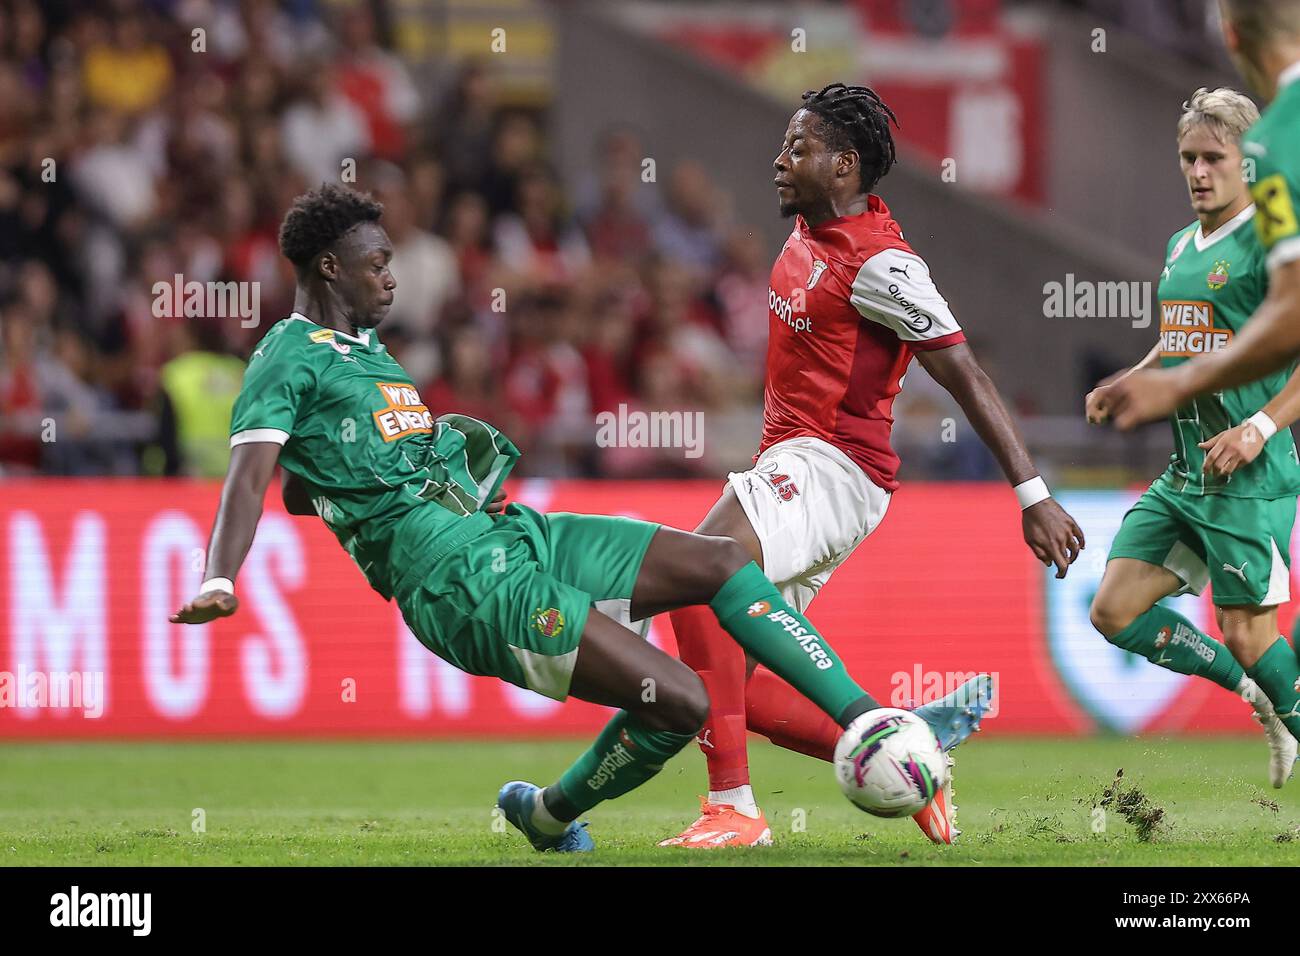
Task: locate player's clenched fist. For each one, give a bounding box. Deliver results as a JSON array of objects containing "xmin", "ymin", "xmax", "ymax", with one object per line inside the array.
[
  {"xmin": 1084, "ymin": 383, "xmax": 1113, "ymax": 425},
  {"xmin": 1022, "ymin": 498, "xmax": 1085, "ymax": 579},
  {"xmin": 1106, "ymin": 368, "xmax": 1185, "ymax": 431},
  {"xmin": 1198, "ymin": 422, "xmax": 1265, "ymax": 478},
  {"xmin": 170, "ymin": 591, "xmax": 239, "ymax": 625}
]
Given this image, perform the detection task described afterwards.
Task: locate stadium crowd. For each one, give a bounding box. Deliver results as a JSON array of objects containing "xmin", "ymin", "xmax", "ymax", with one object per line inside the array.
[{"xmin": 0, "ymin": 0, "xmax": 779, "ymax": 479}]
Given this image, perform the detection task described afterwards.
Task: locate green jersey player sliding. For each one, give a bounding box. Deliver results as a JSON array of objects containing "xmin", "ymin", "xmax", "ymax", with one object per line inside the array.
[
  {"xmin": 1087, "ymin": 88, "xmax": 1300, "ymax": 786},
  {"xmin": 170, "ymin": 185, "xmax": 986, "ymax": 853}
]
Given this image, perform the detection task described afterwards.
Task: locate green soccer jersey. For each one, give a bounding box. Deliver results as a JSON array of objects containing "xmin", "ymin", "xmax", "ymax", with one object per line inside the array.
[
  {"xmin": 229, "ymin": 313, "xmax": 519, "ymax": 600},
  {"xmin": 1156, "ymin": 207, "xmax": 1300, "ymax": 497},
  {"xmin": 1244, "ymin": 65, "xmax": 1300, "ymax": 276}
]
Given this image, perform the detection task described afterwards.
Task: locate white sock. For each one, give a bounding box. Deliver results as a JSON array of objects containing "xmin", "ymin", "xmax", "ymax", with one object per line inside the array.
[
  {"xmin": 530, "ymin": 787, "xmax": 568, "ymax": 835},
  {"xmin": 708, "ymin": 785, "xmax": 759, "ymax": 818}
]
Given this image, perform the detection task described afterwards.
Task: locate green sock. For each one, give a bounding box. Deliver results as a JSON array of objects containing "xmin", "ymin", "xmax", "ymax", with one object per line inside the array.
[
  {"xmin": 1107, "ymin": 605, "xmax": 1244, "ymax": 691},
  {"xmin": 1246, "ymin": 638, "xmax": 1300, "ymax": 737},
  {"xmin": 548, "ymin": 711, "xmax": 694, "ymax": 818},
  {"xmin": 710, "ymin": 561, "xmax": 877, "ymax": 726}
]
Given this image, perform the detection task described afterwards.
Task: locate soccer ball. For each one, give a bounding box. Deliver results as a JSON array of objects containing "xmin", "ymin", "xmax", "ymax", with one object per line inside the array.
[{"xmin": 833, "ymin": 708, "xmax": 947, "ymax": 818}]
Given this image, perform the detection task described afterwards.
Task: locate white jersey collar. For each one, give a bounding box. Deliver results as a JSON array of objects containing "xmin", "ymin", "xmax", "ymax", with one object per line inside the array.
[
  {"xmin": 1194, "ymin": 202, "xmax": 1256, "ymax": 252},
  {"xmin": 1278, "ymin": 60, "xmax": 1300, "ymax": 92},
  {"xmin": 288, "ymin": 311, "xmax": 371, "ymax": 347}
]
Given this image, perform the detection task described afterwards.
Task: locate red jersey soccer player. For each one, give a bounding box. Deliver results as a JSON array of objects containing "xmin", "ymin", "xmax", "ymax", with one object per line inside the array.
[{"xmin": 660, "ymin": 84, "xmax": 1085, "ymax": 848}]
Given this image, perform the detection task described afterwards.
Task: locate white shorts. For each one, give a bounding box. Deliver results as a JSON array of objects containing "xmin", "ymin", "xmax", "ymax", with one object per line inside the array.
[{"xmin": 727, "ymin": 436, "xmax": 892, "ymax": 612}]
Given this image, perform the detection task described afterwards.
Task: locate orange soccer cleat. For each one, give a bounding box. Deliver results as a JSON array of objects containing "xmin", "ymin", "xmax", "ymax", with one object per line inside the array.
[
  {"xmin": 911, "ymin": 755, "xmax": 959, "ymax": 844},
  {"xmin": 657, "ymin": 798, "xmax": 774, "ymax": 849}
]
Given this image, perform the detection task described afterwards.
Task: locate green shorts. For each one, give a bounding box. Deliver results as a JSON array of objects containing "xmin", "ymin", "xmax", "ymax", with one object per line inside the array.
[
  {"xmin": 396, "ymin": 503, "xmax": 660, "ymax": 701},
  {"xmin": 1108, "ymin": 477, "xmax": 1295, "ymax": 607}
]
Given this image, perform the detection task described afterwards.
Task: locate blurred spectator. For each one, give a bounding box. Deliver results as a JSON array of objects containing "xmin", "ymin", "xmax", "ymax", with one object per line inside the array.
[
  {"xmin": 433, "ymin": 61, "xmax": 497, "ymax": 194},
  {"xmin": 0, "ymin": 301, "xmax": 42, "ymax": 472},
  {"xmin": 71, "ymin": 109, "xmax": 158, "ymax": 229},
  {"xmin": 580, "ymin": 138, "xmax": 656, "ymax": 264},
  {"xmin": 334, "ymin": 4, "xmax": 420, "ymax": 161},
  {"xmin": 504, "ymin": 293, "xmax": 592, "ymax": 468},
  {"xmin": 634, "ymin": 258, "xmax": 739, "ymax": 410},
  {"xmin": 372, "ymin": 163, "xmax": 459, "ymax": 384},
  {"xmin": 443, "ymin": 190, "xmax": 495, "ymax": 299},
  {"xmin": 712, "ymin": 227, "xmax": 770, "ymax": 380},
  {"xmin": 81, "ymin": 11, "xmax": 173, "ymax": 115},
  {"xmin": 494, "ymin": 164, "xmax": 591, "ymax": 290},
  {"xmin": 480, "ymin": 112, "xmax": 543, "ymax": 217},
  {"xmin": 280, "ymin": 59, "xmax": 370, "ymax": 187},
  {"xmin": 652, "ymin": 161, "xmax": 728, "ymax": 277},
  {"xmin": 423, "ymin": 323, "xmax": 516, "ymax": 433},
  {"xmin": 157, "ymin": 320, "xmax": 245, "ymax": 478}
]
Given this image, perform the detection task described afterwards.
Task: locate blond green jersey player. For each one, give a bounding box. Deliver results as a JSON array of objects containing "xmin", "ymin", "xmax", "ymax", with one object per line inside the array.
[
  {"xmin": 1088, "ymin": 88, "xmax": 1300, "ymax": 788},
  {"xmin": 1108, "ymin": 0, "xmax": 1300, "ymax": 420}
]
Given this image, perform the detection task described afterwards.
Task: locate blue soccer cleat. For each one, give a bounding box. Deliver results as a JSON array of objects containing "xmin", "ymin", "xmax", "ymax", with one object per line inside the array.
[
  {"xmin": 497, "ymin": 781, "xmax": 595, "ymax": 853},
  {"xmin": 912, "ymin": 673, "xmax": 995, "ymax": 752}
]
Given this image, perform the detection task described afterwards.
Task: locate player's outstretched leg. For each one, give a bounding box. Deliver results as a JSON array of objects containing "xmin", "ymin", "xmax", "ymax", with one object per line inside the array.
[
  {"xmin": 635, "ymin": 527, "xmax": 888, "ymax": 847},
  {"xmin": 633, "ymin": 528, "xmax": 881, "ymax": 738},
  {"xmin": 498, "ymin": 608, "xmax": 709, "ymax": 853},
  {"xmin": 1091, "ymin": 558, "xmax": 1296, "ymax": 787}
]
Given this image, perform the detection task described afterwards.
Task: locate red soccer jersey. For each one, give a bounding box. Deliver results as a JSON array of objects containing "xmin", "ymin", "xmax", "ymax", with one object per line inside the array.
[{"xmin": 760, "ymin": 195, "xmax": 964, "ymax": 491}]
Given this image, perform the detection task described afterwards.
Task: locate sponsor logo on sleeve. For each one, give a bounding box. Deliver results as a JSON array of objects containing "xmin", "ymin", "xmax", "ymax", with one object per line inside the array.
[{"xmin": 1252, "ymin": 173, "xmax": 1299, "ymax": 248}]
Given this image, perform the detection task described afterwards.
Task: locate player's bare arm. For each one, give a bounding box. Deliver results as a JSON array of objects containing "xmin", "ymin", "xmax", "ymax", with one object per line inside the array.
[
  {"xmin": 1085, "ymin": 343, "xmax": 1161, "ymax": 424},
  {"xmin": 1109, "ymin": 244, "xmax": 1300, "ymax": 430},
  {"xmin": 170, "ymin": 441, "xmax": 281, "ymax": 624},
  {"xmin": 916, "ymin": 342, "xmax": 1084, "ymax": 577}
]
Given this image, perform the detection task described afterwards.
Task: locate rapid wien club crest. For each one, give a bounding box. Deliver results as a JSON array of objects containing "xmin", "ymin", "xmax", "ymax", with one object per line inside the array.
[
  {"xmin": 1206, "ymin": 259, "xmax": 1230, "ymax": 291},
  {"xmin": 807, "ymin": 259, "xmax": 828, "ymax": 289},
  {"xmin": 531, "ymin": 606, "xmax": 565, "ymax": 639}
]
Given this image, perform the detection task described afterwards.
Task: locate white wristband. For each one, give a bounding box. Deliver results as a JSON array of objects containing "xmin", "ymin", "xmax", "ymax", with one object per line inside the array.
[
  {"xmin": 199, "ymin": 577, "xmax": 234, "ymax": 596},
  {"xmin": 1246, "ymin": 412, "xmax": 1278, "ymax": 442},
  {"xmin": 1013, "ymin": 476, "xmax": 1051, "ymax": 511}
]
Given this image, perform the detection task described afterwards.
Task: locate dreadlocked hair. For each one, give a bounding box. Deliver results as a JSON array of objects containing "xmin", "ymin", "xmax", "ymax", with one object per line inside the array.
[
  {"xmin": 278, "ymin": 183, "xmax": 384, "ymax": 273},
  {"xmin": 800, "ymin": 83, "xmax": 900, "ymax": 192}
]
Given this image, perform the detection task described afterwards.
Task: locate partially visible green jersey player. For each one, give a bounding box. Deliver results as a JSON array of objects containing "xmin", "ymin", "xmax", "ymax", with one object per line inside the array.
[
  {"xmin": 1087, "ymin": 88, "xmax": 1300, "ymax": 788},
  {"xmin": 172, "ymin": 185, "xmax": 987, "ymax": 853},
  {"xmin": 1105, "ymin": 0, "xmax": 1300, "ymax": 419}
]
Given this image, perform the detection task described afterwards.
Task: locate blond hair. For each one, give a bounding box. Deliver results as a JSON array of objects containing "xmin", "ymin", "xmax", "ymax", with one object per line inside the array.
[
  {"xmin": 1177, "ymin": 87, "xmax": 1260, "ymax": 144},
  {"xmin": 1221, "ymin": 0, "xmax": 1300, "ymax": 55}
]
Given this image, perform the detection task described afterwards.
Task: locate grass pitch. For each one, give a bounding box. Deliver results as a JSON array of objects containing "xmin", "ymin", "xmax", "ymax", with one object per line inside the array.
[{"xmin": 0, "ymin": 737, "xmax": 1295, "ymax": 866}]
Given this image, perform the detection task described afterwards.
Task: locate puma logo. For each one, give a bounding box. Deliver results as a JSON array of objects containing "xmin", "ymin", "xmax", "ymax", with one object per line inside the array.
[
  {"xmin": 889, "ymin": 264, "xmax": 911, "ymax": 278},
  {"xmin": 1222, "ymin": 561, "xmax": 1248, "ymax": 583},
  {"xmin": 696, "ymin": 729, "xmax": 715, "ymax": 750}
]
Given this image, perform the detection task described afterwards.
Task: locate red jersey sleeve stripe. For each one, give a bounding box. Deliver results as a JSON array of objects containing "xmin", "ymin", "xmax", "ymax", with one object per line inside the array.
[{"xmin": 908, "ymin": 330, "xmax": 966, "ymax": 352}]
